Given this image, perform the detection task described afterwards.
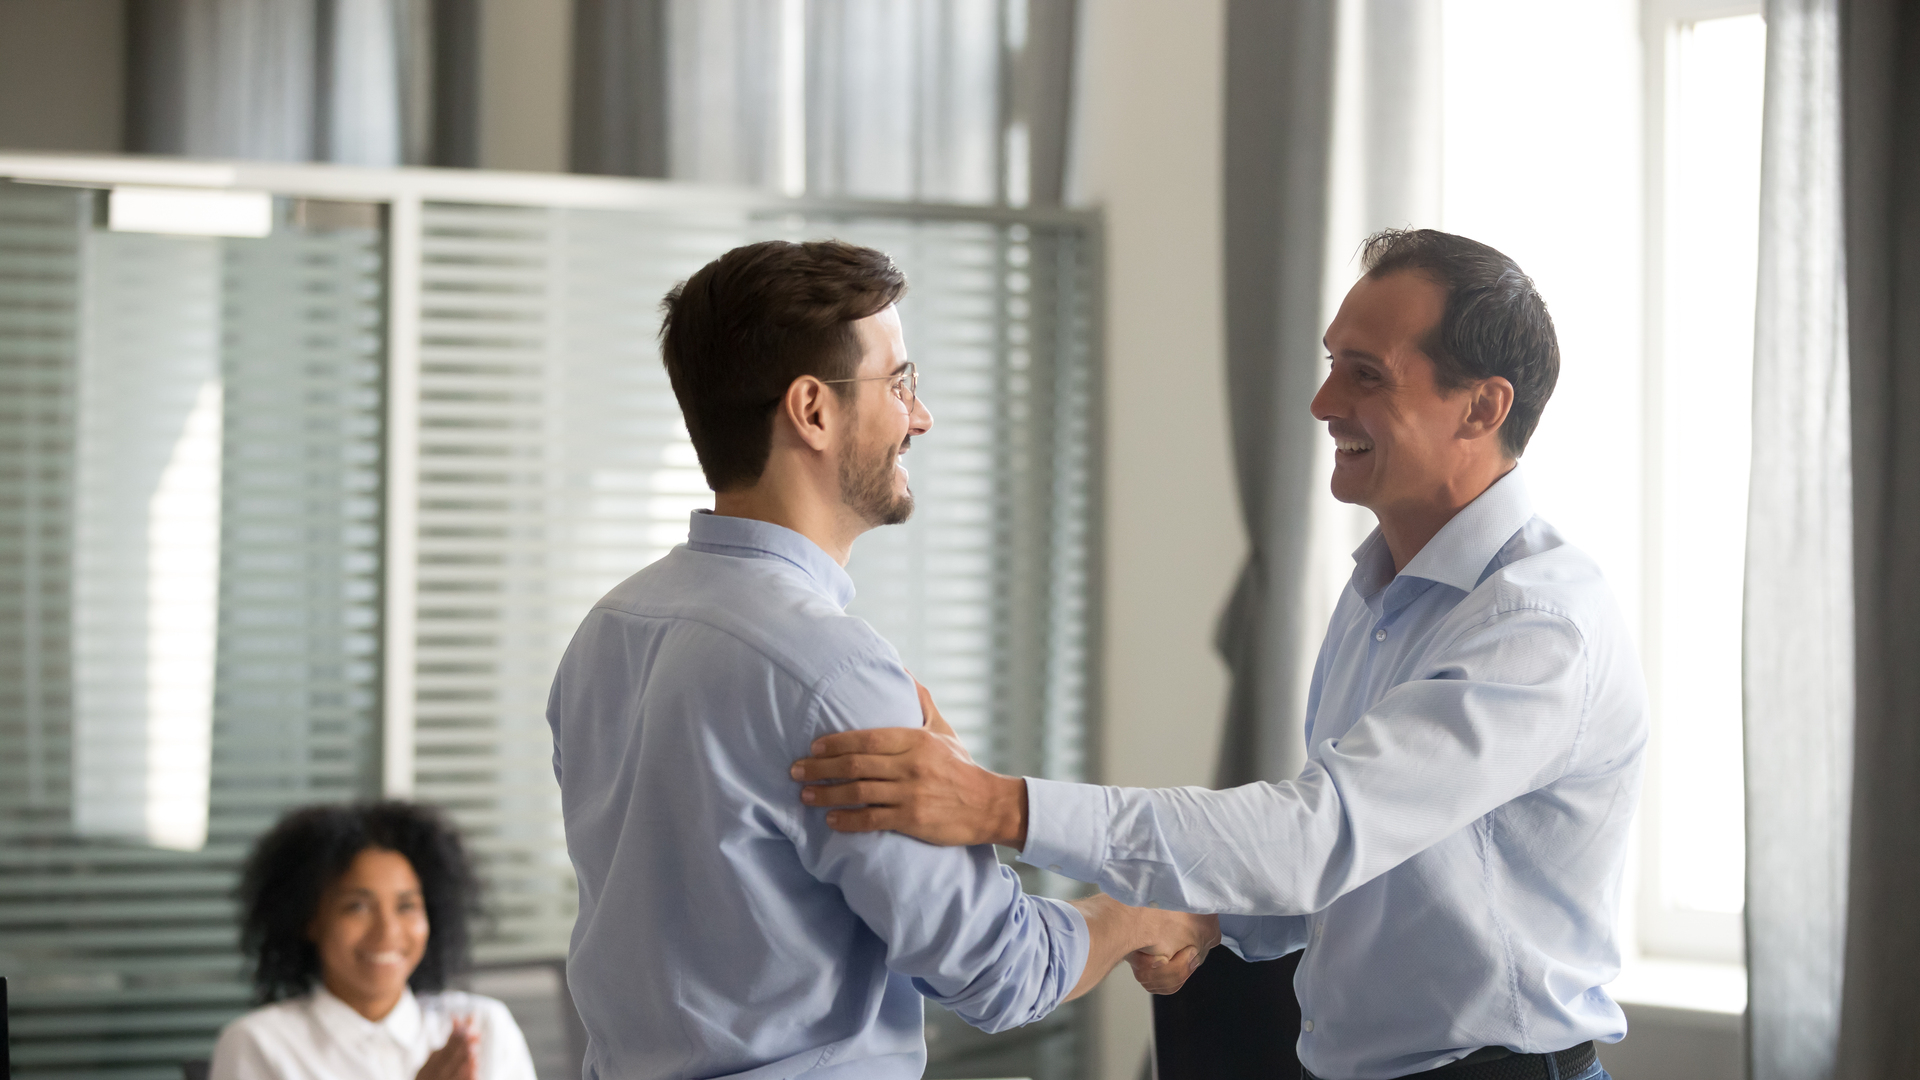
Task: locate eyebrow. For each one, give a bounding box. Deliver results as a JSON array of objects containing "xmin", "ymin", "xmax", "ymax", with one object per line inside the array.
[{"xmin": 1326, "ymin": 343, "xmax": 1388, "ymax": 365}]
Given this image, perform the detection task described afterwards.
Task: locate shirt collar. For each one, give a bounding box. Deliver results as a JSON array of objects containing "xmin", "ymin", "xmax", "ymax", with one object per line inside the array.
[
  {"xmin": 309, "ymin": 983, "xmax": 422, "ymax": 1050},
  {"xmin": 1349, "ymin": 464, "xmax": 1536, "ymax": 599},
  {"xmin": 686, "ymin": 510, "xmax": 857, "ymax": 608}
]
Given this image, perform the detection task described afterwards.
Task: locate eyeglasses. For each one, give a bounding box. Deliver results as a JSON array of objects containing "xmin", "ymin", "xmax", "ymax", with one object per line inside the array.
[{"xmin": 820, "ymin": 362, "xmax": 918, "ymax": 409}]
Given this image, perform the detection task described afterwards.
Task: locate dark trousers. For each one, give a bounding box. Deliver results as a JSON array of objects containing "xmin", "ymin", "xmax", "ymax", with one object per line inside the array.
[
  {"xmin": 1151, "ymin": 948, "xmax": 1303, "ymax": 1080},
  {"xmin": 1153, "ymin": 956, "xmax": 1613, "ymax": 1080}
]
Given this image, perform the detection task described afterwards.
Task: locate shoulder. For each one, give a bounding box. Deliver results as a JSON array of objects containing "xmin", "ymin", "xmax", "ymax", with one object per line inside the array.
[
  {"xmin": 210, "ymin": 998, "xmax": 313, "ymax": 1077},
  {"xmin": 579, "ymin": 547, "xmax": 905, "ymax": 694},
  {"xmin": 215, "ymin": 996, "xmax": 310, "ymax": 1040},
  {"xmin": 1470, "ymin": 516, "xmax": 1627, "ymax": 634}
]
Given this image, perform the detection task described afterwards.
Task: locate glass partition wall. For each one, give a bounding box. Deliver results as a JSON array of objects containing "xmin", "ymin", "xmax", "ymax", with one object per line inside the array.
[{"xmin": 0, "ymin": 159, "xmax": 1102, "ymax": 1080}]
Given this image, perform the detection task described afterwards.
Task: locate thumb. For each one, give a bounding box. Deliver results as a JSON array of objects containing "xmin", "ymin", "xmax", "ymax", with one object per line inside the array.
[{"xmin": 915, "ymin": 679, "xmax": 957, "ymax": 738}]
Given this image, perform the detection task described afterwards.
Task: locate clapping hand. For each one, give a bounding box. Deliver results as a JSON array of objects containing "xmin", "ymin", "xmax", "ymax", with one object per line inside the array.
[
  {"xmin": 415, "ymin": 1015, "xmax": 480, "ymax": 1080},
  {"xmin": 1127, "ymin": 910, "xmax": 1221, "ymax": 995}
]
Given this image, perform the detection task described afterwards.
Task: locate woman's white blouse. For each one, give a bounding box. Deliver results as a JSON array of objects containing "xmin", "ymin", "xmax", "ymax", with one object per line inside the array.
[{"xmin": 209, "ymin": 985, "xmax": 538, "ymax": 1080}]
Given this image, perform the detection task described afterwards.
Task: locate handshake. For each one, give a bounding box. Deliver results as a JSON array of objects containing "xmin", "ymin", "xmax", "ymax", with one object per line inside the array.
[{"xmin": 1077, "ymin": 892, "xmax": 1222, "ymax": 997}]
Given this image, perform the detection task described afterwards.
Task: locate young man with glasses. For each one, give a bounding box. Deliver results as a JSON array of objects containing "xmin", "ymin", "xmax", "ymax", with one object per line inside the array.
[{"xmin": 545, "ymin": 240, "xmax": 1217, "ymax": 1080}]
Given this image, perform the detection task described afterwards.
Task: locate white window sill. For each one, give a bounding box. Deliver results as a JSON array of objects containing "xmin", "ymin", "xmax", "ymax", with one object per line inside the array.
[{"xmin": 1609, "ymin": 954, "xmax": 1746, "ymax": 1016}]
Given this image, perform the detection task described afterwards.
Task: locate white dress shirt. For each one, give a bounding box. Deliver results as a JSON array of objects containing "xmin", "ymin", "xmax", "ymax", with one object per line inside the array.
[
  {"xmin": 210, "ymin": 985, "xmax": 537, "ymax": 1080},
  {"xmin": 1019, "ymin": 466, "xmax": 1649, "ymax": 1080}
]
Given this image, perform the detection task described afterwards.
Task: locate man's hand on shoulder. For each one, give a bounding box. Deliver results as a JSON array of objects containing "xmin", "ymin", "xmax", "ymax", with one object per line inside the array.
[{"xmin": 791, "ymin": 679, "xmax": 1029, "ymax": 849}]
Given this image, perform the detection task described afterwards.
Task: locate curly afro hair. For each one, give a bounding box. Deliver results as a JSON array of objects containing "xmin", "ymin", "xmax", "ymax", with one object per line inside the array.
[{"xmin": 235, "ymin": 801, "xmax": 481, "ymax": 1004}]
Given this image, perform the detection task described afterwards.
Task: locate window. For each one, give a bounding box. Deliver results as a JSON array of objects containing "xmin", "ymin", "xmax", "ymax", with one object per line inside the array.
[
  {"xmin": 0, "ymin": 163, "xmax": 1100, "ymax": 1079},
  {"xmin": 1636, "ymin": 1, "xmax": 1766, "ymax": 968},
  {"xmin": 1314, "ymin": 0, "xmax": 1764, "ymax": 1010}
]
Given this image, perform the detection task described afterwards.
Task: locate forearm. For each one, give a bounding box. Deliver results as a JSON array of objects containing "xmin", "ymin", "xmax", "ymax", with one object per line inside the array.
[{"xmin": 1063, "ymin": 893, "xmax": 1146, "ymax": 1001}]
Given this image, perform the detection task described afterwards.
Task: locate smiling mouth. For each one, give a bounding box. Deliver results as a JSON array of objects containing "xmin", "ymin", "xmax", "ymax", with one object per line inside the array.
[
  {"xmin": 1333, "ymin": 437, "xmax": 1373, "ymax": 455},
  {"xmin": 360, "ymin": 950, "xmax": 410, "ymax": 967}
]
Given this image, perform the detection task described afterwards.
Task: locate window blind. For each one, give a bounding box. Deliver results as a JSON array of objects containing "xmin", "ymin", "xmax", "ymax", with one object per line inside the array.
[
  {"xmin": 1, "ymin": 170, "xmax": 1100, "ymax": 1080},
  {"xmin": 0, "ymin": 181, "xmax": 386, "ymax": 1079}
]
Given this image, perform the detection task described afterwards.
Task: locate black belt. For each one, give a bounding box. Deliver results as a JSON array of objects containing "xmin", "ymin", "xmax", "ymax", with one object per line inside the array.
[{"xmin": 1304, "ymin": 1041, "xmax": 1598, "ymax": 1080}]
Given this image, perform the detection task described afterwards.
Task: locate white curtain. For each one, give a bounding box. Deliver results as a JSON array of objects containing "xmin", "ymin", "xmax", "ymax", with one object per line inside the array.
[
  {"xmin": 805, "ymin": 0, "xmax": 1000, "ymax": 203},
  {"xmin": 604, "ymin": 0, "xmax": 1069, "ymax": 203},
  {"xmin": 1744, "ymin": 0, "xmax": 1853, "ymax": 1077}
]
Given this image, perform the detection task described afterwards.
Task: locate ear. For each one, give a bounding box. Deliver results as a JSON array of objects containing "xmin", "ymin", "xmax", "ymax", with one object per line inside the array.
[
  {"xmin": 1460, "ymin": 375, "xmax": 1514, "ymax": 447},
  {"xmin": 777, "ymin": 376, "xmax": 841, "ymax": 453}
]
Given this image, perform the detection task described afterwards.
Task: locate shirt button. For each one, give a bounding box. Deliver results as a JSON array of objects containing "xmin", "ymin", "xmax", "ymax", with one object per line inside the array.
[
  {"xmin": 1148, "ymin": 901, "xmax": 1161, "ymax": 909},
  {"xmin": 1303, "ymin": 1019, "xmax": 1314, "ymax": 1032},
  {"xmin": 1374, "ymin": 628, "xmax": 1387, "ymax": 642}
]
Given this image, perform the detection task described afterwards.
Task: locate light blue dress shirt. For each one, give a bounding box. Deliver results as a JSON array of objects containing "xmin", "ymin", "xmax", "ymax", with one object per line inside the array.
[
  {"xmin": 548, "ymin": 511, "xmax": 1088, "ymax": 1080},
  {"xmin": 1020, "ymin": 467, "xmax": 1647, "ymax": 1080}
]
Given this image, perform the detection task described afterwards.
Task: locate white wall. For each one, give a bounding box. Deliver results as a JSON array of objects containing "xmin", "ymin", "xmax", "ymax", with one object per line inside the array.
[{"xmin": 1068, "ymin": 0, "xmax": 1242, "ymax": 1076}]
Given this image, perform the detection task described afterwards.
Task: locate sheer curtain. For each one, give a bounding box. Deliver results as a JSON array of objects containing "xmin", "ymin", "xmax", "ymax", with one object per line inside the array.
[
  {"xmin": 1745, "ymin": 0, "xmax": 1853, "ymax": 1077},
  {"xmin": 125, "ymin": 0, "xmax": 414, "ymax": 165},
  {"xmin": 570, "ymin": 0, "xmax": 1075, "ymax": 204}
]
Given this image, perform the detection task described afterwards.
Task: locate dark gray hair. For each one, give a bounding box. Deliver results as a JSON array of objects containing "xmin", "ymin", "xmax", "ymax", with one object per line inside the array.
[{"xmin": 1360, "ymin": 228, "xmax": 1560, "ymax": 457}]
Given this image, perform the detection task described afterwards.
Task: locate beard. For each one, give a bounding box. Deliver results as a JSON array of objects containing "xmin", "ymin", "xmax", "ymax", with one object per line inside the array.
[{"xmin": 840, "ymin": 431, "xmax": 915, "ymax": 527}]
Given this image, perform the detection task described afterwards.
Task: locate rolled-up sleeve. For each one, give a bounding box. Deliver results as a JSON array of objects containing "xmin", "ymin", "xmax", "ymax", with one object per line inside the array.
[{"xmin": 794, "ymin": 652, "xmax": 1089, "ymax": 1033}]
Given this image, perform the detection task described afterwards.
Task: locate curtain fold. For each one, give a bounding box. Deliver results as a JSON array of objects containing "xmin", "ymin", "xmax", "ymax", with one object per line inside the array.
[
  {"xmin": 1836, "ymin": 0, "xmax": 1920, "ymax": 1075},
  {"xmin": 125, "ymin": 0, "xmax": 413, "ymax": 166},
  {"xmin": 574, "ymin": 0, "xmax": 1072, "ymax": 203},
  {"xmin": 1744, "ymin": 2, "xmax": 1854, "ymax": 1078},
  {"xmin": 1209, "ymin": 0, "xmax": 1339, "ymax": 795},
  {"xmin": 570, "ymin": 0, "xmax": 669, "ymax": 177}
]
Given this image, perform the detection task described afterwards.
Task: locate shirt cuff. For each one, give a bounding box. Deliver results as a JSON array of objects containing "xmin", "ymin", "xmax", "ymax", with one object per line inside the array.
[{"xmin": 1017, "ymin": 777, "xmax": 1112, "ymax": 885}]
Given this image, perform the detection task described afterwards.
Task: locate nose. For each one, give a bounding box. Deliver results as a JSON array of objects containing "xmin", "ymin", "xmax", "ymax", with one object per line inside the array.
[
  {"xmin": 1310, "ymin": 369, "xmax": 1341, "ymax": 422},
  {"xmin": 369, "ymin": 904, "xmax": 407, "ymax": 949},
  {"xmin": 908, "ymin": 393, "xmax": 933, "ymax": 436}
]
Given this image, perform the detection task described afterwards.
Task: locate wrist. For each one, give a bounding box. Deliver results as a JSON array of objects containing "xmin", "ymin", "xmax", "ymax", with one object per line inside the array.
[{"xmin": 992, "ymin": 774, "xmax": 1030, "ymax": 850}]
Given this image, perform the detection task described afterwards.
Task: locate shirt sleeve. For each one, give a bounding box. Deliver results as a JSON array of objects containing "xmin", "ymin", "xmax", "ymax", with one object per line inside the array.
[
  {"xmin": 1020, "ymin": 606, "xmax": 1591, "ymax": 915},
  {"xmin": 1217, "ymin": 914, "xmax": 1308, "ymax": 961},
  {"xmin": 790, "ymin": 650, "xmax": 1090, "ymax": 1034}
]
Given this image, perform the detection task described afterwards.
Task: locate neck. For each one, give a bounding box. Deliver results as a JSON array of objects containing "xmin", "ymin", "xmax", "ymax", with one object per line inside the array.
[
  {"xmin": 1374, "ymin": 458, "xmax": 1515, "ymax": 573},
  {"xmin": 712, "ymin": 461, "xmax": 864, "ymax": 565},
  {"xmin": 323, "ymin": 976, "xmax": 405, "ymax": 1022}
]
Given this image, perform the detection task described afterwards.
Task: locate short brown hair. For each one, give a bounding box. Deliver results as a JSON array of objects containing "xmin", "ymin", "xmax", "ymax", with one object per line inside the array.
[
  {"xmin": 1360, "ymin": 228, "xmax": 1560, "ymax": 457},
  {"xmin": 660, "ymin": 240, "xmax": 908, "ymax": 491}
]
